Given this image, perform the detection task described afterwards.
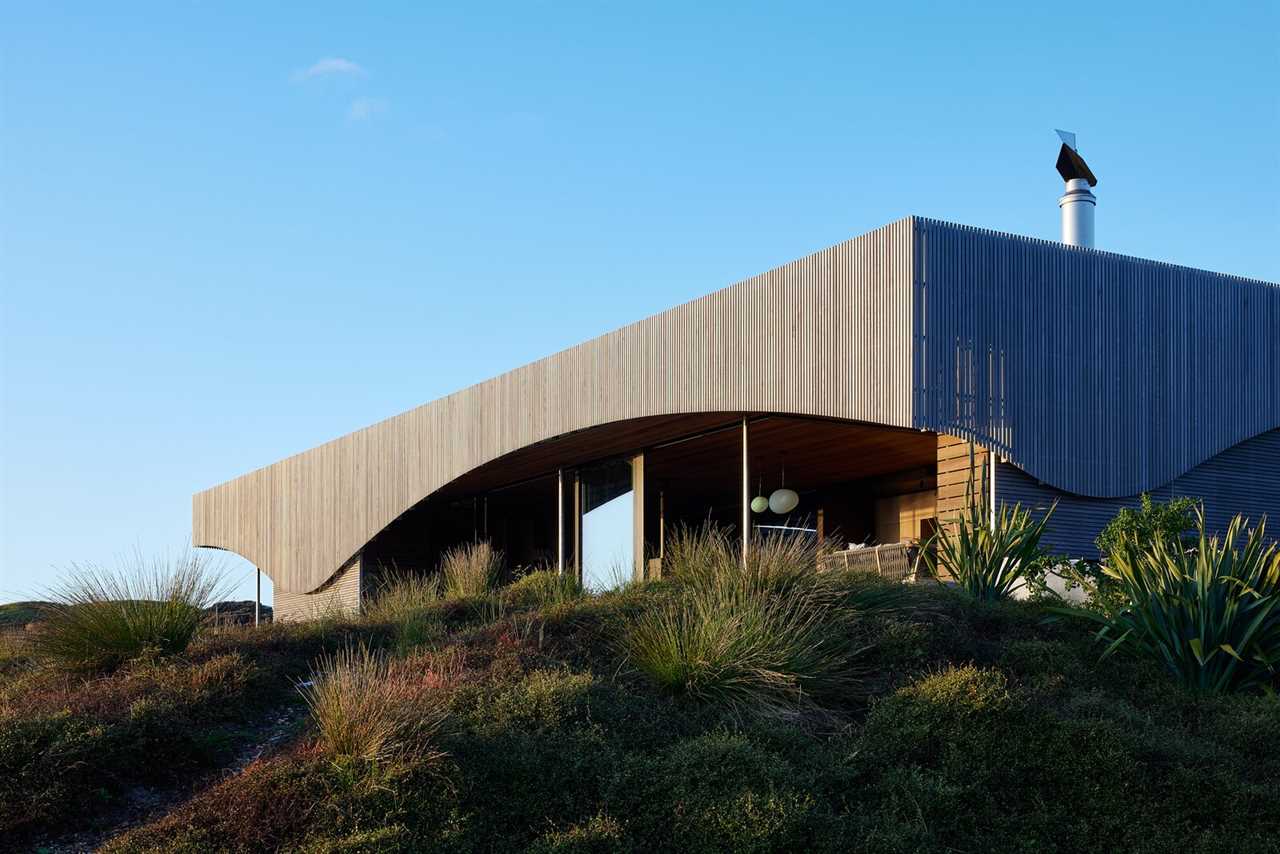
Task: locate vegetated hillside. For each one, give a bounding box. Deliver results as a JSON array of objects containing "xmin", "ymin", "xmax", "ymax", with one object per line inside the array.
[
  {"xmin": 2, "ymin": 567, "xmax": 1277, "ymax": 854},
  {"xmin": 0, "ymin": 602, "xmax": 53, "ymax": 630},
  {"xmin": 0, "ymin": 600, "xmax": 272, "ymax": 631}
]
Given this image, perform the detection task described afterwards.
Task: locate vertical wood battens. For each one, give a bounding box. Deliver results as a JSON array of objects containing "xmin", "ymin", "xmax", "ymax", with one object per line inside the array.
[
  {"xmin": 913, "ymin": 218, "xmax": 1279, "ymax": 499},
  {"xmin": 194, "ymin": 219, "xmax": 917, "ymax": 594}
]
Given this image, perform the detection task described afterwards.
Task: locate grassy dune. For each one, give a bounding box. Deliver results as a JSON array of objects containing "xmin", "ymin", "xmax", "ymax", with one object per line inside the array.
[{"xmin": 2, "ymin": 529, "xmax": 1278, "ymax": 853}]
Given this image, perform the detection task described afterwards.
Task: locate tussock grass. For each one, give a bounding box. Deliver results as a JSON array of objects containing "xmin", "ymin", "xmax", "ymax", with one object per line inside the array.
[
  {"xmin": 504, "ymin": 568, "xmax": 585, "ymax": 610},
  {"xmin": 30, "ymin": 548, "xmax": 228, "ymax": 671},
  {"xmin": 299, "ymin": 644, "xmax": 452, "ymax": 763},
  {"xmin": 441, "ymin": 541, "xmax": 504, "ymax": 599},
  {"xmin": 621, "ymin": 526, "xmax": 870, "ymax": 720},
  {"xmin": 363, "ymin": 569, "xmax": 442, "ymax": 624},
  {"xmin": 1074, "ymin": 510, "xmax": 1280, "ymax": 693}
]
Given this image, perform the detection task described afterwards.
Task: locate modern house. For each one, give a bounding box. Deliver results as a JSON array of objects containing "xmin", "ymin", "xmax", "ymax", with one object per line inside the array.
[{"xmin": 194, "ymin": 138, "xmax": 1280, "ymax": 621}]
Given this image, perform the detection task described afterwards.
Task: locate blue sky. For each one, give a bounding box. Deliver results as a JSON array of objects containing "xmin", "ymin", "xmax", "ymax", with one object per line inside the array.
[{"xmin": 2, "ymin": 2, "xmax": 1277, "ymax": 604}]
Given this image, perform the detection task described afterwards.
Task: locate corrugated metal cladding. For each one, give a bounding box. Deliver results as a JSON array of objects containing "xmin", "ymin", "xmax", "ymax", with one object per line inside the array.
[
  {"xmin": 996, "ymin": 428, "xmax": 1280, "ymax": 557},
  {"xmin": 195, "ymin": 219, "xmax": 917, "ymax": 595},
  {"xmin": 912, "ymin": 218, "xmax": 1280, "ymax": 498}
]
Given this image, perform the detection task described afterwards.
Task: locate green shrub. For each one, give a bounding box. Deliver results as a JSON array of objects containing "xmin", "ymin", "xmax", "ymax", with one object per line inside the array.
[
  {"xmin": 1073, "ymin": 510, "xmax": 1280, "ymax": 693},
  {"xmin": 299, "ymin": 644, "xmax": 451, "ymax": 763},
  {"xmin": 441, "ymin": 541, "xmax": 504, "ymax": 599},
  {"xmin": 1096, "ymin": 493, "xmax": 1199, "ymax": 560},
  {"xmin": 925, "ymin": 454, "xmax": 1054, "ymax": 601},
  {"xmin": 505, "ymin": 569, "xmax": 585, "ymax": 609},
  {"xmin": 30, "ymin": 549, "xmax": 228, "ymax": 670},
  {"xmin": 1058, "ymin": 494, "xmax": 1202, "ymax": 615}
]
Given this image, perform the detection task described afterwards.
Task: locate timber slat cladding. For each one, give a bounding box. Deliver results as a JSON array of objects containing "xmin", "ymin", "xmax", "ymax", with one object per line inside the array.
[
  {"xmin": 195, "ymin": 219, "xmax": 918, "ymax": 594},
  {"xmin": 273, "ymin": 556, "xmax": 361, "ymax": 622},
  {"xmin": 936, "ymin": 434, "xmax": 985, "ymax": 525},
  {"xmin": 196, "ymin": 216, "xmax": 1279, "ymax": 595},
  {"xmin": 914, "ymin": 218, "xmax": 1279, "ymax": 498}
]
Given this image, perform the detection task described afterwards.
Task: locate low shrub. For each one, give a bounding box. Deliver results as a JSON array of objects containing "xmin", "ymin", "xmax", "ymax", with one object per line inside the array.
[
  {"xmin": 299, "ymin": 644, "xmax": 452, "ymax": 763},
  {"xmin": 1072, "ymin": 511, "xmax": 1280, "ymax": 693},
  {"xmin": 29, "ymin": 549, "xmax": 228, "ymax": 670},
  {"xmin": 505, "ymin": 568, "xmax": 585, "ymax": 609},
  {"xmin": 441, "ymin": 541, "xmax": 504, "ymax": 599},
  {"xmin": 1096, "ymin": 493, "xmax": 1199, "ymax": 560}
]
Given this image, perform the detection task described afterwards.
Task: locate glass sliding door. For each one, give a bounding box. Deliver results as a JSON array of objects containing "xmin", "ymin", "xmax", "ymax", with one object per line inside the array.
[{"xmin": 579, "ymin": 460, "xmax": 634, "ymax": 591}]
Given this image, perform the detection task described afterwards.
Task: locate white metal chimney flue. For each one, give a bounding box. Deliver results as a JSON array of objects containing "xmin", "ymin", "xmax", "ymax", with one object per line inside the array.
[{"xmin": 1053, "ymin": 129, "xmax": 1098, "ymax": 248}]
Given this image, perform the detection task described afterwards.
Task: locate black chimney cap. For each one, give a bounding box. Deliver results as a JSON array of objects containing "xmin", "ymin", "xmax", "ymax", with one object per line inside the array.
[{"xmin": 1056, "ymin": 143, "xmax": 1097, "ymax": 186}]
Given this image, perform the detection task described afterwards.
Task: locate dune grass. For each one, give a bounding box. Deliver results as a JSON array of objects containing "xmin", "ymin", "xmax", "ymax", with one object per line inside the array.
[
  {"xmin": 441, "ymin": 541, "xmax": 504, "ymax": 599},
  {"xmin": 298, "ymin": 643, "xmax": 451, "ymax": 764},
  {"xmin": 30, "ymin": 548, "xmax": 229, "ymax": 671},
  {"xmin": 363, "ymin": 569, "xmax": 442, "ymax": 623},
  {"xmin": 621, "ymin": 527, "xmax": 869, "ymax": 719},
  {"xmin": 504, "ymin": 568, "xmax": 585, "ymax": 610}
]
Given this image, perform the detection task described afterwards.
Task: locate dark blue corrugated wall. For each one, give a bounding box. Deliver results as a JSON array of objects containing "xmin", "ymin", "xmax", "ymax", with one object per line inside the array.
[
  {"xmin": 995, "ymin": 428, "xmax": 1280, "ymax": 558},
  {"xmin": 912, "ymin": 218, "xmax": 1280, "ymax": 498}
]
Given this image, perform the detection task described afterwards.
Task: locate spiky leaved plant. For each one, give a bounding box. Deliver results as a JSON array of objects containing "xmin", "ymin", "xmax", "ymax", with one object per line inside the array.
[
  {"xmin": 924, "ymin": 447, "xmax": 1055, "ymax": 602},
  {"xmin": 1076, "ymin": 510, "xmax": 1280, "ymax": 694},
  {"xmin": 32, "ymin": 548, "xmax": 228, "ymax": 670}
]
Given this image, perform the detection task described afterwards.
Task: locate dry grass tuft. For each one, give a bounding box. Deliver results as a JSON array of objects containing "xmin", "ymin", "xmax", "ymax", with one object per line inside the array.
[
  {"xmin": 30, "ymin": 548, "xmax": 229, "ymax": 671},
  {"xmin": 299, "ymin": 644, "xmax": 455, "ymax": 763},
  {"xmin": 441, "ymin": 541, "xmax": 504, "ymax": 599}
]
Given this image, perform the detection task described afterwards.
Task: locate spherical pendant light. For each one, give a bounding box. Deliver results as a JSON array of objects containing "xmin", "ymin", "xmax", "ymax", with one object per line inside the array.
[
  {"xmin": 768, "ymin": 488, "xmax": 799, "ymax": 514},
  {"xmin": 750, "ymin": 495, "xmax": 769, "ymax": 513}
]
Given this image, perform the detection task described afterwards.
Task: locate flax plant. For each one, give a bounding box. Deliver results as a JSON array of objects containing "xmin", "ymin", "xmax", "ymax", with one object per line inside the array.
[
  {"xmin": 1076, "ymin": 511, "xmax": 1280, "ymax": 694},
  {"xmin": 925, "ymin": 450, "xmax": 1054, "ymax": 601}
]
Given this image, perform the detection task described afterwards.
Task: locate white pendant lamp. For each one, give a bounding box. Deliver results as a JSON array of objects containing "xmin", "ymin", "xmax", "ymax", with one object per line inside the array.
[
  {"xmin": 767, "ymin": 462, "xmax": 799, "ymax": 514},
  {"xmin": 768, "ymin": 488, "xmax": 799, "ymax": 514}
]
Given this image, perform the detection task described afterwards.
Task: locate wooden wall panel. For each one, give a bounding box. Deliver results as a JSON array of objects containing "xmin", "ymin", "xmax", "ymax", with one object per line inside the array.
[
  {"xmin": 273, "ymin": 556, "xmax": 361, "ymax": 622},
  {"xmin": 997, "ymin": 428, "xmax": 1280, "ymax": 558},
  {"xmin": 936, "ymin": 434, "xmax": 987, "ymax": 525},
  {"xmin": 196, "ymin": 214, "xmax": 1279, "ymax": 597},
  {"xmin": 195, "ymin": 219, "xmax": 917, "ymax": 594}
]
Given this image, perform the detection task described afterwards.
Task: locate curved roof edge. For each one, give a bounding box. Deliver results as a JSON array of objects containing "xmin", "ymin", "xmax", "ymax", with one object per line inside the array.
[
  {"xmin": 195, "ymin": 218, "xmax": 918, "ymax": 593},
  {"xmin": 195, "ymin": 215, "xmax": 1279, "ymax": 591}
]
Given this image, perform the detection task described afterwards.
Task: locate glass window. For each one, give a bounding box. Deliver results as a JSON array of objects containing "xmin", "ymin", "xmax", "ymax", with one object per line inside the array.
[{"xmin": 580, "ymin": 460, "xmax": 633, "ymax": 591}]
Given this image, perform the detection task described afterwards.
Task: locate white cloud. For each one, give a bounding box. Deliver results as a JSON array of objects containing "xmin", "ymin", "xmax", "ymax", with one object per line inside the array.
[
  {"xmin": 347, "ymin": 97, "xmax": 388, "ymax": 121},
  {"xmin": 294, "ymin": 58, "xmax": 367, "ymax": 81}
]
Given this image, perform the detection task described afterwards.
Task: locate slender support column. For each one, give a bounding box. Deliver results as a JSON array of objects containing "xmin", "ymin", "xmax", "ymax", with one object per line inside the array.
[
  {"xmin": 254, "ymin": 568, "xmax": 261, "ymax": 627},
  {"xmin": 658, "ymin": 490, "xmax": 665, "ymax": 560},
  {"xmin": 556, "ymin": 468, "xmax": 565, "ymax": 575},
  {"xmin": 741, "ymin": 417, "xmax": 750, "ymax": 564},
  {"xmin": 631, "ymin": 453, "xmax": 645, "ymax": 581},
  {"xmin": 573, "ymin": 472, "xmax": 582, "ymax": 580},
  {"xmin": 989, "ymin": 449, "xmax": 998, "ymax": 532}
]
